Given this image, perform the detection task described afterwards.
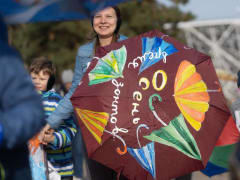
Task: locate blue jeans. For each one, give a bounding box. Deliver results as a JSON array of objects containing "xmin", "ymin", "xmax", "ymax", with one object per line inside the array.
[{"xmin": 72, "ymin": 129, "xmax": 85, "ymax": 178}]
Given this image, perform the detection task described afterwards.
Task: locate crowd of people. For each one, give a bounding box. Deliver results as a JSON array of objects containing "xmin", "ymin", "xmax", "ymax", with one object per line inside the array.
[{"xmin": 0, "ymin": 5, "xmax": 240, "ymax": 180}]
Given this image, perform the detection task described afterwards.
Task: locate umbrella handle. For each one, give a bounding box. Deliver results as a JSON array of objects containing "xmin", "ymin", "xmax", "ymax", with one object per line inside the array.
[
  {"xmin": 104, "ymin": 129, "xmax": 127, "ymax": 155},
  {"xmin": 149, "ymin": 94, "xmax": 162, "ymax": 111},
  {"xmin": 149, "ymin": 94, "xmax": 167, "ymax": 127},
  {"xmin": 116, "ymin": 145, "xmax": 127, "ymax": 155},
  {"xmin": 114, "ymin": 134, "xmax": 127, "ymax": 155},
  {"xmin": 137, "ymin": 124, "xmax": 149, "ymax": 148}
]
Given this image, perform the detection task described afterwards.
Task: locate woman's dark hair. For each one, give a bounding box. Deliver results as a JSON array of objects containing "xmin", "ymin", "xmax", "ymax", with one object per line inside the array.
[
  {"xmin": 112, "ymin": 6, "xmax": 122, "ymax": 35},
  {"xmin": 29, "ymin": 56, "xmax": 56, "ymax": 91}
]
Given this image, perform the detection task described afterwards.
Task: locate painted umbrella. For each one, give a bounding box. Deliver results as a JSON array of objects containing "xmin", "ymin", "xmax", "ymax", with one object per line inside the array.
[
  {"xmin": 201, "ymin": 115, "xmax": 240, "ymax": 177},
  {"xmin": 71, "ymin": 30, "xmax": 230, "ymax": 180},
  {"xmin": 0, "ymin": 0, "xmax": 132, "ymax": 24}
]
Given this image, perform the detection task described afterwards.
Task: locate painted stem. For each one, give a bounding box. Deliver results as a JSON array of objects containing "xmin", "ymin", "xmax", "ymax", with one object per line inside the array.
[
  {"xmin": 149, "ymin": 94, "xmax": 167, "ymax": 127},
  {"xmin": 136, "ymin": 124, "xmax": 149, "ymax": 148}
]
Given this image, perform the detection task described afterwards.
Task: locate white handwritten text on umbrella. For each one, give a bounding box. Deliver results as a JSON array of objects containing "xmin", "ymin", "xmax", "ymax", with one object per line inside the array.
[
  {"xmin": 127, "ymin": 47, "xmax": 168, "ymax": 69},
  {"xmin": 111, "ymin": 79, "xmax": 128, "ymax": 135}
]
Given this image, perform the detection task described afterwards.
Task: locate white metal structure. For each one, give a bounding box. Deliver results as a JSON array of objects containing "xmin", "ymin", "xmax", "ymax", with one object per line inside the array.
[{"xmin": 178, "ymin": 19, "xmax": 240, "ymax": 102}]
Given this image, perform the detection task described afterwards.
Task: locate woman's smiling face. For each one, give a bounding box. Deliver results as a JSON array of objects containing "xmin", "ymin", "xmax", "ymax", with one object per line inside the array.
[{"xmin": 93, "ymin": 7, "xmax": 117, "ymax": 39}]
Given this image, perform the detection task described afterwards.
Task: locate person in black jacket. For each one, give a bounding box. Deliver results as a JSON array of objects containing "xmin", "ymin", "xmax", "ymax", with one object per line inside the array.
[{"xmin": 0, "ymin": 16, "xmax": 45, "ymax": 180}]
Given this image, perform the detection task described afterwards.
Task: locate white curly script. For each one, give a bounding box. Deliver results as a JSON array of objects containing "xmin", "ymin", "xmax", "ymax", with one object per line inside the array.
[
  {"xmin": 110, "ymin": 79, "xmax": 128, "ymax": 136},
  {"xmin": 128, "ymin": 47, "xmax": 168, "ymax": 69}
]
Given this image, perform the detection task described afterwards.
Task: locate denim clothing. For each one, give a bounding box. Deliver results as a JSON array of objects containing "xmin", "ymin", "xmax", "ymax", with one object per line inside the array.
[
  {"xmin": 46, "ymin": 40, "xmax": 94, "ymax": 128},
  {"xmin": 47, "ymin": 35, "xmax": 127, "ymax": 179}
]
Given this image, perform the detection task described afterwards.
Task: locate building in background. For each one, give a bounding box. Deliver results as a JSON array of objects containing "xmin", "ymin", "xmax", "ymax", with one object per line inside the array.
[{"xmin": 178, "ymin": 18, "xmax": 240, "ymax": 105}]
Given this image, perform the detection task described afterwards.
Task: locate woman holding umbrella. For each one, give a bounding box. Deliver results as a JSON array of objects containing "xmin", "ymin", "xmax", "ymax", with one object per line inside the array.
[{"xmin": 42, "ymin": 6, "xmax": 128, "ymax": 180}]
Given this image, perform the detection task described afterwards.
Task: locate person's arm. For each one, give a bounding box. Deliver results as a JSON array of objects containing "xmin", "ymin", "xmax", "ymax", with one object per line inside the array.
[
  {"xmin": 47, "ymin": 118, "xmax": 77, "ymax": 150},
  {"xmin": 47, "ymin": 43, "xmax": 94, "ymax": 129},
  {"xmin": 46, "ymin": 53, "xmax": 84, "ymax": 129},
  {"xmin": 0, "ymin": 52, "xmax": 45, "ymax": 149},
  {"xmin": 43, "ymin": 92, "xmax": 77, "ymax": 149}
]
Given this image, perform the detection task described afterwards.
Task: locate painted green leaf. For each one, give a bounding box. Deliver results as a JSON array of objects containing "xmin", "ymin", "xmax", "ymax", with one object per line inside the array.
[
  {"xmin": 144, "ymin": 114, "xmax": 201, "ymax": 160},
  {"xmin": 88, "ymin": 46, "xmax": 127, "ymax": 85}
]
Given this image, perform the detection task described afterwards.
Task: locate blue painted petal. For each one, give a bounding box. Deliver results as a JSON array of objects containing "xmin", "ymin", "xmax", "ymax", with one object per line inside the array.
[
  {"xmin": 127, "ymin": 142, "xmax": 156, "ymax": 178},
  {"xmin": 139, "ymin": 37, "xmax": 178, "ymax": 74},
  {"xmin": 201, "ymin": 162, "xmax": 227, "ymax": 177},
  {"xmin": 152, "ymin": 37, "xmax": 163, "ymax": 51},
  {"xmin": 159, "ymin": 40, "xmax": 171, "ymax": 50}
]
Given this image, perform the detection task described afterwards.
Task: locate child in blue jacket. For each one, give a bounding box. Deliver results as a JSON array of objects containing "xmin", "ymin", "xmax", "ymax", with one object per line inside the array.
[{"xmin": 30, "ymin": 57, "xmax": 76, "ymax": 180}]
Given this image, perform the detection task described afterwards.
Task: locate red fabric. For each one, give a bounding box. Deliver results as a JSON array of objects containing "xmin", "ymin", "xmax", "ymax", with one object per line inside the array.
[
  {"xmin": 216, "ymin": 116, "xmax": 240, "ymax": 146},
  {"xmin": 71, "ymin": 30, "xmax": 231, "ymax": 180}
]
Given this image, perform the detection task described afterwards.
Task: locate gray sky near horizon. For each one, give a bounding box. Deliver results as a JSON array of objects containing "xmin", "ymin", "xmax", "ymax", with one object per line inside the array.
[{"xmin": 158, "ymin": 0, "xmax": 240, "ymax": 20}]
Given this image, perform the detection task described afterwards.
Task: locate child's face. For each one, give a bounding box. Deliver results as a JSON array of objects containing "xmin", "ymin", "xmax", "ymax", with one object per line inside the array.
[{"xmin": 31, "ymin": 70, "xmax": 50, "ymax": 91}]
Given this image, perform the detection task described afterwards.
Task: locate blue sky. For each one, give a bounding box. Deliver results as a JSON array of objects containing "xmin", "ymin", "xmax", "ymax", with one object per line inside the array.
[{"xmin": 159, "ymin": 0, "xmax": 240, "ymax": 20}]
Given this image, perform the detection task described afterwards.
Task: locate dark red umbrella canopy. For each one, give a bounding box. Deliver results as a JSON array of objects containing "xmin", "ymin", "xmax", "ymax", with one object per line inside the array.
[{"xmin": 71, "ymin": 30, "xmax": 230, "ymax": 180}]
